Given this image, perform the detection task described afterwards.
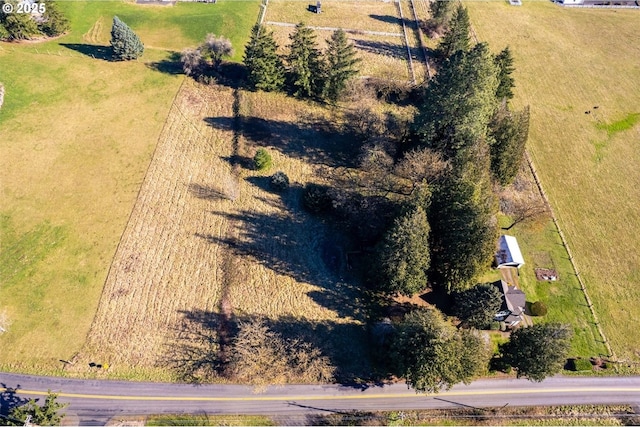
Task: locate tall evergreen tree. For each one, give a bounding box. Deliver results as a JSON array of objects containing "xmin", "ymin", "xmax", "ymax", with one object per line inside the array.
[
  {"xmin": 427, "ymin": 0, "xmax": 455, "ymax": 35},
  {"xmin": 391, "ymin": 309, "xmax": 490, "ymax": 393},
  {"xmin": 378, "ymin": 205, "xmax": 431, "ymax": 297},
  {"xmin": 413, "ymin": 42, "xmax": 499, "ymax": 162},
  {"xmin": 501, "ymin": 323, "xmax": 572, "ymax": 382},
  {"xmin": 287, "ymin": 23, "xmax": 325, "ymax": 98},
  {"xmin": 244, "ymin": 24, "xmax": 285, "ymax": 92},
  {"xmin": 323, "ymin": 28, "xmax": 360, "ymax": 102},
  {"xmin": 39, "ymin": 0, "xmax": 69, "ymax": 37},
  {"xmin": 110, "ymin": 16, "xmax": 144, "ymax": 61},
  {"xmin": 489, "ymin": 104, "xmax": 530, "ymax": 186},
  {"xmin": 436, "ymin": 4, "xmax": 471, "ymax": 60},
  {"xmin": 495, "ymin": 46, "xmax": 516, "ymax": 101},
  {"xmin": 428, "ymin": 162, "xmax": 497, "ymax": 293},
  {"xmin": 454, "ymin": 283, "xmax": 503, "ymax": 328},
  {"xmin": 0, "ymin": 1, "xmax": 40, "ymax": 40}
]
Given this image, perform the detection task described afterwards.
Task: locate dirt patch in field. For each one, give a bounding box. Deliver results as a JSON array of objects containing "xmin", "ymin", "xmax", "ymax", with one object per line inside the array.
[{"xmin": 535, "ymin": 268, "xmax": 559, "ymax": 281}]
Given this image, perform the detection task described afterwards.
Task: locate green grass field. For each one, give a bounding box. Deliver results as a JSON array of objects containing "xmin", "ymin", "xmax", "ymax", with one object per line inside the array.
[
  {"xmin": 0, "ymin": 0, "xmax": 259, "ymax": 373},
  {"xmin": 465, "ymin": 1, "xmax": 640, "ymax": 360}
]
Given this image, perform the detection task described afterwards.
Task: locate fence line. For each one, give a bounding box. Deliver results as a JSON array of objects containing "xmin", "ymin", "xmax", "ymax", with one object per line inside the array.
[
  {"xmin": 408, "ymin": 0, "xmax": 432, "ymax": 80},
  {"xmin": 396, "ymin": 0, "xmax": 416, "ymax": 85},
  {"xmin": 525, "ymin": 151, "xmax": 614, "ymax": 359},
  {"xmin": 258, "ymin": 0, "xmax": 268, "ymax": 24}
]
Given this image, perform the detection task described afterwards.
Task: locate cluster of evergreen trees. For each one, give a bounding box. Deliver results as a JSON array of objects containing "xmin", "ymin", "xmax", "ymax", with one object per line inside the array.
[
  {"xmin": 0, "ymin": 0, "xmax": 69, "ymax": 41},
  {"xmin": 376, "ymin": 4, "xmax": 530, "ymax": 296},
  {"xmin": 363, "ymin": 4, "xmax": 565, "ymax": 390},
  {"xmin": 243, "ymin": 23, "xmax": 360, "ymax": 102}
]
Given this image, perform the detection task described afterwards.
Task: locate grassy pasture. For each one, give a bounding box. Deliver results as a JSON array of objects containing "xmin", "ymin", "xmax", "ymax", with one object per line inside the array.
[
  {"xmin": 0, "ymin": 0, "xmax": 259, "ymax": 373},
  {"xmin": 465, "ymin": 1, "xmax": 640, "ymax": 360},
  {"xmin": 495, "ymin": 167, "xmax": 608, "ymax": 357}
]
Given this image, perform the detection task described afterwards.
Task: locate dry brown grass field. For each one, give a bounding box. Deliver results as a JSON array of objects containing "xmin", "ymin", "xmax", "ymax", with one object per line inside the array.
[
  {"xmin": 265, "ymin": 0, "xmax": 428, "ymax": 82},
  {"xmin": 465, "ymin": 1, "xmax": 640, "ymax": 360},
  {"xmin": 265, "ymin": 0, "xmax": 402, "ymax": 34},
  {"xmin": 75, "ymin": 80, "xmax": 371, "ymax": 381}
]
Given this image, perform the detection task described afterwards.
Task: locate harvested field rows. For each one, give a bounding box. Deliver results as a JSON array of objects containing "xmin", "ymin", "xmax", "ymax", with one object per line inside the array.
[
  {"xmin": 79, "ymin": 81, "xmax": 370, "ymax": 381},
  {"xmin": 79, "ymin": 80, "xmax": 237, "ymax": 376}
]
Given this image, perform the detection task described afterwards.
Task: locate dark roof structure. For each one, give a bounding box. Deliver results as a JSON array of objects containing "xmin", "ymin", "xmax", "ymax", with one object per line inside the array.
[{"xmin": 500, "ymin": 280, "xmax": 526, "ymax": 315}]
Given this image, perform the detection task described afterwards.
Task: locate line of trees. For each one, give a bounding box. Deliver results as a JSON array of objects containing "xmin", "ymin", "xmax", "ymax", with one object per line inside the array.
[
  {"xmin": 373, "ymin": 5, "xmax": 529, "ymax": 296},
  {"xmin": 357, "ymin": 4, "xmax": 569, "ymax": 391},
  {"xmin": 0, "ymin": 0, "xmax": 69, "ymax": 41},
  {"xmin": 243, "ymin": 23, "xmax": 361, "ymax": 102}
]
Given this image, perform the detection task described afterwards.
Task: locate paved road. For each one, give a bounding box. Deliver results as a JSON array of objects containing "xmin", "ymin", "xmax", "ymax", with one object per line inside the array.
[{"xmin": 2, "ymin": 373, "xmax": 640, "ymax": 425}]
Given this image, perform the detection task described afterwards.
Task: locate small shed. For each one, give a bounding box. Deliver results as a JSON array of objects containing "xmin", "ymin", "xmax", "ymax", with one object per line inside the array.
[{"xmin": 496, "ymin": 235, "xmax": 525, "ymax": 269}]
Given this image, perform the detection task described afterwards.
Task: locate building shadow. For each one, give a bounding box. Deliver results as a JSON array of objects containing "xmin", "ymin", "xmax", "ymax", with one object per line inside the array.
[{"xmin": 60, "ymin": 43, "xmax": 112, "ymax": 60}]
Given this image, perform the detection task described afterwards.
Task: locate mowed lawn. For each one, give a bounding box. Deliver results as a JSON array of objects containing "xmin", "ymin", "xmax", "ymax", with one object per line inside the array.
[
  {"xmin": 0, "ymin": 0, "xmax": 259, "ymax": 373},
  {"xmin": 466, "ymin": 1, "xmax": 640, "ymax": 360}
]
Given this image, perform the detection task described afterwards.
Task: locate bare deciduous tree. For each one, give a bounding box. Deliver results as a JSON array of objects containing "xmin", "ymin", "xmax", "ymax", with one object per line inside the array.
[
  {"xmin": 394, "ymin": 148, "xmax": 450, "ymax": 185},
  {"xmin": 499, "ymin": 173, "xmax": 549, "ymax": 230},
  {"xmin": 202, "ymin": 33, "xmax": 234, "ymax": 69},
  {"xmin": 228, "ymin": 319, "xmax": 334, "ymax": 390},
  {"xmin": 180, "ymin": 48, "xmax": 203, "ymax": 76}
]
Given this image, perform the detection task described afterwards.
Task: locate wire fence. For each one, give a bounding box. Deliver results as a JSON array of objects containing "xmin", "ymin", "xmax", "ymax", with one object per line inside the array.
[{"xmin": 461, "ymin": 0, "xmax": 615, "ymax": 360}]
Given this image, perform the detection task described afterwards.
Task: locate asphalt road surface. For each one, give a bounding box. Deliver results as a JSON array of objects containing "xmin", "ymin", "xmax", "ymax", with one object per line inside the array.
[{"xmin": 2, "ymin": 373, "xmax": 640, "ymax": 425}]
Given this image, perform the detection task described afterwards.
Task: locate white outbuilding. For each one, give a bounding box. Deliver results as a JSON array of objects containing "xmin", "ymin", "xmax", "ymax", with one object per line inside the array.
[{"xmin": 496, "ymin": 235, "xmax": 525, "ymax": 269}]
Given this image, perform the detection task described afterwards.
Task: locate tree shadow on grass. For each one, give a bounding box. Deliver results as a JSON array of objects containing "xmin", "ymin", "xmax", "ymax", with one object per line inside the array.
[
  {"xmin": 0, "ymin": 384, "xmax": 29, "ymax": 419},
  {"xmin": 146, "ymin": 51, "xmax": 184, "ymax": 75},
  {"xmin": 188, "ymin": 183, "xmax": 231, "ymax": 201},
  {"xmin": 159, "ymin": 311, "xmax": 226, "ymax": 383},
  {"xmin": 60, "ymin": 43, "xmax": 112, "ymax": 60},
  {"xmin": 354, "ymin": 39, "xmax": 422, "ymax": 63},
  {"xmin": 369, "ymin": 13, "xmax": 418, "ymax": 31},
  {"xmin": 199, "ymin": 186, "xmax": 364, "ymax": 322},
  {"xmin": 165, "ymin": 309, "xmax": 377, "ymax": 384},
  {"xmin": 205, "ymin": 114, "xmax": 360, "ymax": 169},
  {"xmin": 369, "ymin": 14, "xmax": 402, "ymax": 27}
]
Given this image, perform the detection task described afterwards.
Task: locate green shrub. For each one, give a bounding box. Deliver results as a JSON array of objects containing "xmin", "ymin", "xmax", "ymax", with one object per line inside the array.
[
  {"xmin": 489, "ymin": 321, "xmax": 500, "ymax": 331},
  {"xmin": 530, "ymin": 301, "xmax": 548, "ymax": 316},
  {"xmin": 253, "ymin": 148, "xmax": 272, "ymax": 170},
  {"xmin": 568, "ymin": 358, "xmax": 592, "ymax": 372},
  {"xmin": 603, "ymin": 361, "xmax": 612, "ymax": 369},
  {"xmin": 270, "ymin": 171, "xmax": 289, "ymax": 191},
  {"xmin": 303, "ymin": 183, "xmax": 331, "ymax": 213}
]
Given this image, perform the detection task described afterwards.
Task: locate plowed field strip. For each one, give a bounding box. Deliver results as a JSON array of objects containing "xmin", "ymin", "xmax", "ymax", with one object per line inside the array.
[{"xmin": 82, "ymin": 80, "xmax": 238, "ymax": 369}]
